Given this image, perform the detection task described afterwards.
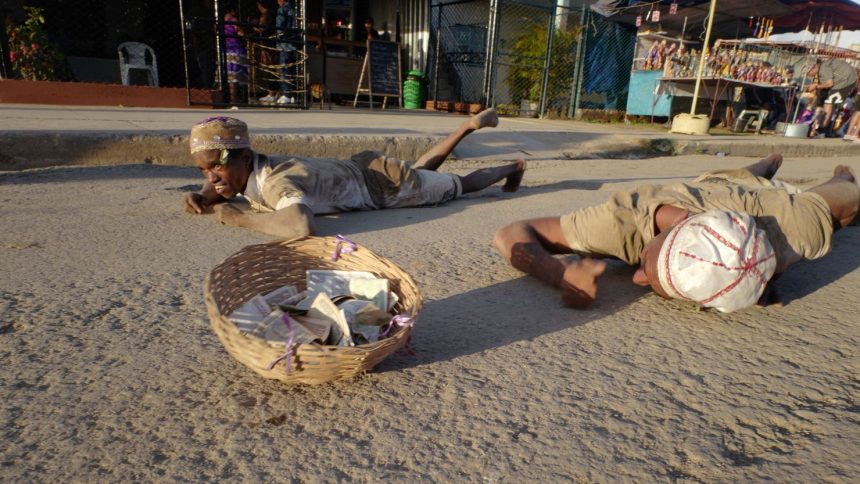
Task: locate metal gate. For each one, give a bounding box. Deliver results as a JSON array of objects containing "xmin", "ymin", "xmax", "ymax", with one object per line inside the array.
[
  {"xmin": 428, "ymin": 0, "xmax": 585, "ymax": 119},
  {"xmin": 179, "ymin": 0, "xmax": 308, "ymax": 108},
  {"xmin": 428, "ymin": 0, "xmax": 489, "ymax": 107}
]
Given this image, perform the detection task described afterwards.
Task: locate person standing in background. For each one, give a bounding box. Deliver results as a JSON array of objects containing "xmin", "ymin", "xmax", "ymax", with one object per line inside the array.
[
  {"xmin": 223, "ymin": 5, "xmax": 249, "ymax": 105},
  {"xmin": 252, "ymin": 0, "xmax": 277, "ymax": 103},
  {"xmin": 274, "ymin": 0, "xmax": 296, "ymax": 105}
]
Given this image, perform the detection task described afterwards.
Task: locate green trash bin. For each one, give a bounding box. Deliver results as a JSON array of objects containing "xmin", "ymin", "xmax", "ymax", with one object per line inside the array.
[{"xmin": 403, "ymin": 70, "xmax": 426, "ymax": 110}]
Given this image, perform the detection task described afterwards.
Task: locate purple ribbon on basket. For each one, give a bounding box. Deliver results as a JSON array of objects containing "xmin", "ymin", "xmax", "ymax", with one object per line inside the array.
[
  {"xmin": 330, "ymin": 234, "xmax": 357, "ymax": 262},
  {"xmin": 266, "ymin": 313, "xmax": 295, "ymax": 374},
  {"xmin": 380, "ymin": 313, "xmax": 414, "ymax": 338}
]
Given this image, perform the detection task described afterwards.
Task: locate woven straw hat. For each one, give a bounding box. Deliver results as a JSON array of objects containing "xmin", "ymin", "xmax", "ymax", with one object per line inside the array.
[{"xmin": 190, "ymin": 117, "xmax": 250, "ymax": 154}]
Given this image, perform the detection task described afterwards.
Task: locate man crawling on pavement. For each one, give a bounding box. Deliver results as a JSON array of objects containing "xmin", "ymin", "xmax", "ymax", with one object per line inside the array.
[
  {"xmin": 493, "ymin": 154, "xmax": 859, "ymax": 313},
  {"xmin": 183, "ymin": 110, "xmax": 525, "ymax": 238}
]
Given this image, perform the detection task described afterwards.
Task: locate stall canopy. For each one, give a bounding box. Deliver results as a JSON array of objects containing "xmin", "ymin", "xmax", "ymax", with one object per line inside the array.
[{"xmin": 591, "ymin": 0, "xmax": 860, "ymax": 40}]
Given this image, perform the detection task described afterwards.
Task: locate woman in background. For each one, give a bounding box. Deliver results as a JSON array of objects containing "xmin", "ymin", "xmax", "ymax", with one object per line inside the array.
[{"xmin": 224, "ymin": 5, "xmax": 248, "ymax": 105}]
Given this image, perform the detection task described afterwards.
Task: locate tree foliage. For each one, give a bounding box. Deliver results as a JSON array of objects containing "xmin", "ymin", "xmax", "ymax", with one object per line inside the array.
[{"xmin": 505, "ymin": 21, "xmax": 580, "ymax": 105}]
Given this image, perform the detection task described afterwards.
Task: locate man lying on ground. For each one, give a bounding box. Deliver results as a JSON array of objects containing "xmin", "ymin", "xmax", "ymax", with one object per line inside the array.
[
  {"xmin": 493, "ymin": 154, "xmax": 859, "ymax": 312},
  {"xmin": 183, "ymin": 110, "xmax": 525, "ymax": 238}
]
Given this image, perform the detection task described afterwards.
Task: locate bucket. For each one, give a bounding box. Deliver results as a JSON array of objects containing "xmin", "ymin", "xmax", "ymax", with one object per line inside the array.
[
  {"xmin": 669, "ymin": 113, "xmax": 710, "ymax": 135},
  {"xmin": 783, "ymin": 123, "xmax": 810, "ymax": 138}
]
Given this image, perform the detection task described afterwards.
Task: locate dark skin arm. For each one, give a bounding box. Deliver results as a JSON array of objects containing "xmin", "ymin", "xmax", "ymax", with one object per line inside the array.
[
  {"xmin": 214, "ymin": 202, "xmax": 315, "ymax": 239},
  {"xmin": 493, "ymin": 218, "xmax": 573, "ymax": 288},
  {"xmin": 493, "ymin": 218, "xmax": 606, "ymax": 308}
]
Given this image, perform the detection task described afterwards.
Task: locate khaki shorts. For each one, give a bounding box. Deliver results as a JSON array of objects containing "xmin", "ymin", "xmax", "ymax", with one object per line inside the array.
[
  {"xmin": 351, "ymin": 150, "xmax": 462, "ymax": 208},
  {"xmin": 686, "ymin": 169, "xmax": 834, "ymax": 271},
  {"xmin": 559, "ymin": 169, "xmax": 834, "ymax": 271},
  {"xmin": 694, "ymin": 168, "xmax": 802, "ymax": 194}
]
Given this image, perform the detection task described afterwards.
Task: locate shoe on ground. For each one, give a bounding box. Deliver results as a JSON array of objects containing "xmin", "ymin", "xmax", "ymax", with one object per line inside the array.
[
  {"xmin": 260, "ymin": 94, "xmax": 275, "ymax": 103},
  {"xmin": 276, "ymin": 95, "xmax": 289, "ymax": 104}
]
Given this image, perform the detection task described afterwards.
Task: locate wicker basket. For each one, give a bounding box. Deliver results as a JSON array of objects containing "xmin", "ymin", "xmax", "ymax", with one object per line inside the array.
[{"xmin": 204, "ymin": 236, "xmax": 422, "ymax": 384}]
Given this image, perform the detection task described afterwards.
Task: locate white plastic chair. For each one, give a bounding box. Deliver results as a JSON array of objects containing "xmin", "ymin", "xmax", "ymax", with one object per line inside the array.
[{"xmin": 117, "ymin": 42, "xmax": 159, "ymax": 87}]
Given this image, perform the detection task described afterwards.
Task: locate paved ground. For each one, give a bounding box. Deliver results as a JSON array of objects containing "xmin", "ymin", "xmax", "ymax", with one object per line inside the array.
[
  {"xmin": 1, "ymin": 104, "xmax": 859, "ymax": 480},
  {"xmin": 1, "ymin": 152, "xmax": 858, "ymax": 481},
  {"xmin": 1, "ymin": 103, "xmax": 857, "ymax": 170}
]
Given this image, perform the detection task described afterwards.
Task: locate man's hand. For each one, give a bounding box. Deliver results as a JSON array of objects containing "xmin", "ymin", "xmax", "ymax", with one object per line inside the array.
[{"xmin": 184, "ymin": 192, "xmax": 209, "ymax": 214}]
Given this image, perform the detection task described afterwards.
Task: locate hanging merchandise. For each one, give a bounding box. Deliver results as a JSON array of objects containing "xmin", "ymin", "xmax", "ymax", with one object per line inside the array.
[
  {"xmin": 636, "ymin": 15, "xmax": 643, "ymax": 27},
  {"xmin": 757, "ymin": 18, "xmax": 772, "ymax": 39},
  {"xmin": 652, "ymin": 9, "xmax": 661, "ymax": 22},
  {"xmin": 765, "ymin": 18, "xmax": 774, "ymax": 39},
  {"xmin": 670, "ymin": 2, "xmax": 678, "ymax": 15}
]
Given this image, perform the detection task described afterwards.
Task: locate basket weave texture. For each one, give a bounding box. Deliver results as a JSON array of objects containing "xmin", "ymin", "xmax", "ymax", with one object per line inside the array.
[{"xmin": 204, "ymin": 236, "xmax": 422, "ymax": 384}]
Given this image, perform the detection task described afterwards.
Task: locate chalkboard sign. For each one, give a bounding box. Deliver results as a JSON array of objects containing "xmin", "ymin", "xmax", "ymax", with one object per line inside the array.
[{"xmin": 367, "ymin": 40, "xmax": 401, "ymax": 98}]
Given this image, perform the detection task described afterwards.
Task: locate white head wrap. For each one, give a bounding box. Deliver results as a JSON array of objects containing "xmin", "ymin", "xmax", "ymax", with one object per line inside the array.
[{"xmin": 656, "ymin": 210, "xmax": 777, "ymax": 313}]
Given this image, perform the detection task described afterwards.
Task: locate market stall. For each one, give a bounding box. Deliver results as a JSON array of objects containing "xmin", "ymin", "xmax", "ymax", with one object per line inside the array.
[
  {"xmin": 597, "ymin": 0, "xmax": 860, "ymax": 129},
  {"xmin": 626, "ymin": 33, "xmax": 699, "ymax": 117}
]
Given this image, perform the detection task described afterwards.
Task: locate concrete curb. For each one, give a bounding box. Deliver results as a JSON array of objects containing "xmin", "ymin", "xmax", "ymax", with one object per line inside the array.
[{"xmin": 1, "ymin": 131, "xmax": 857, "ymax": 171}]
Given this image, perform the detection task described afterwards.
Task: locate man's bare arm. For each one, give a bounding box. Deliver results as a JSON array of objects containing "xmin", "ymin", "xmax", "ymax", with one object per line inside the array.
[
  {"xmin": 493, "ymin": 217, "xmax": 606, "ymax": 308},
  {"xmin": 184, "ymin": 182, "xmax": 228, "ymax": 214},
  {"xmin": 492, "ymin": 218, "xmax": 573, "ymax": 288},
  {"xmin": 214, "ymin": 203, "xmax": 314, "ymax": 238}
]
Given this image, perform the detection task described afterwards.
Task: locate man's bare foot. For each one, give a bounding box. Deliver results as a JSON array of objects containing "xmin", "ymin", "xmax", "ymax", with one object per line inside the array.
[
  {"xmin": 560, "ymin": 258, "xmax": 607, "ymax": 308},
  {"xmin": 747, "ymin": 153, "xmax": 783, "ymax": 179},
  {"xmin": 469, "ymin": 107, "xmax": 499, "ymax": 130},
  {"xmin": 761, "ymin": 153, "xmax": 783, "ymax": 179},
  {"xmin": 833, "ymin": 164, "xmax": 856, "ymax": 183},
  {"xmin": 502, "ymin": 159, "xmax": 527, "ymax": 192}
]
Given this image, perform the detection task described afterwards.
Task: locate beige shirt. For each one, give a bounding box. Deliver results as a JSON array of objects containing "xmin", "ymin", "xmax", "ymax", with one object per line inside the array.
[
  {"xmin": 242, "ymin": 151, "xmax": 461, "ymax": 214},
  {"xmin": 241, "ymin": 154, "xmax": 377, "ymax": 214},
  {"xmin": 559, "ymin": 169, "xmax": 833, "ymax": 273}
]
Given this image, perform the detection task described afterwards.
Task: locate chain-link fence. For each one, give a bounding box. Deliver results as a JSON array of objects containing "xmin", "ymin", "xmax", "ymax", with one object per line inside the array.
[
  {"xmin": 427, "ymin": 0, "xmax": 488, "ymax": 108},
  {"xmin": 488, "ymin": 1, "xmax": 553, "ymax": 117},
  {"xmin": 575, "ymin": 7, "xmax": 636, "ymax": 120},
  {"xmin": 427, "ymin": 0, "xmax": 630, "ymax": 121},
  {"xmin": 536, "ymin": 3, "xmax": 583, "ymax": 119},
  {"xmin": 181, "ymin": 0, "xmax": 307, "ymax": 108},
  {"xmin": 3, "ymin": 0, "xmax": 637, "ymax": 118}
]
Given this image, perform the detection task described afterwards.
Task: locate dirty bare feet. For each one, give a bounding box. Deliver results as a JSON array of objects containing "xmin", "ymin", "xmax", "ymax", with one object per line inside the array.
[
  {"xmin": 747, "ymin": 153, "xmax": 783, "ymax": 179},
  {"xmin": 833, "ymin": 164, "xmax": 856, "ymax": 182},
  {"xmin": 560, "ymin": 258, "xmax": 607, "ymax": 308},
  {"xmin": 502, "ymin": 159, "xmax": 527, "ymax": 192},
  {"xmin": 469, "ymin": 107, "xmax": 499, "ymax": 130}
]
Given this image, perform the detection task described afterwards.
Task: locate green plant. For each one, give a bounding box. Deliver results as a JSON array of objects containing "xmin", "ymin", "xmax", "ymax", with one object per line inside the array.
[
  {"xmin": 505, "ymin": 22, "xmax": 580, "ymax": 104},
  {"xmin": 6, "ymin": 6, "xmax": 65, "ymax": 81}
]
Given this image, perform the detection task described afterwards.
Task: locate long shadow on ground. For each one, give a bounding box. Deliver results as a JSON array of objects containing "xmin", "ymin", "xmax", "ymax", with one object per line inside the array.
[{"xmin": 377, "ymin": 260, "xmax": 650, "ymax": 371}]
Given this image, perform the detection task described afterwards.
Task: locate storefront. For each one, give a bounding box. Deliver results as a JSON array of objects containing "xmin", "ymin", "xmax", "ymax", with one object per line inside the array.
[{"xmin": 304, "ymin": 0, "xmax": 427, "ymax": 99}]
